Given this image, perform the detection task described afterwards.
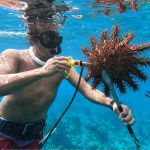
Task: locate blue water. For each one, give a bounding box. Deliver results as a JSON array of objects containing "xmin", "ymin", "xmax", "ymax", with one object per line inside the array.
[{"xmin": 0, "ymin": 1, "xmax": 150, "ymax": 149}]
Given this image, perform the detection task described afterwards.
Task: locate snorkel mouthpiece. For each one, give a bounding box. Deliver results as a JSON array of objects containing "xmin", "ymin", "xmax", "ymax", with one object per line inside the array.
[{"xmin": 50, "ymin": 45, "xmax": 62, "ymax": 55}]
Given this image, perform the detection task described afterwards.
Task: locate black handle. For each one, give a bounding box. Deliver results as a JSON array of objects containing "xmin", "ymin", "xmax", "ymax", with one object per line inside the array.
[
  {"xmin": 118, "ymin": 105, "xmax": 123, "ymax": 112},
  {"xmin": 101, "ymin": 70, "xmax": 140, "ymax": 150},
  {"xmin": 118, "ymin": 105, "xmax": 140, "ymax": 150},
  {"xmin": 127, "ymin": 125, "xmax": 140, "ymax": 149}
]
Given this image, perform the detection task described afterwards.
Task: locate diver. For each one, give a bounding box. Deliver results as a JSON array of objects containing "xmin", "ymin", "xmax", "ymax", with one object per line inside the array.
[{"xmin": 0, "ymin": 19, "xmax": 135, "ymax": 149}]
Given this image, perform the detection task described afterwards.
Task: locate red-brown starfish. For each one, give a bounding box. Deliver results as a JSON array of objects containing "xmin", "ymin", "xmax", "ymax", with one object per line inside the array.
[
  {"xmin": 94, "ymin": 0, "xmax": 137, "ymax": 13},
  {"xmin": 81, "ymin": 26, "xmax": 150, "ymax": 95}
]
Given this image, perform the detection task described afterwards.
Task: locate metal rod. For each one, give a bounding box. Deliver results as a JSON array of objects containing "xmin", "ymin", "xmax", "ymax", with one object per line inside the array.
[{"xmin": 101, "ymin": 70, "xmax": 140, "ymax": 150}]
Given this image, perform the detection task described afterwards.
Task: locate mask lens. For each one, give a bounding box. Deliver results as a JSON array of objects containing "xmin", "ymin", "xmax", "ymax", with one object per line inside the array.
[{"xmin": 39, "ymin": 31, "xmax": 62, "ymax": 49}]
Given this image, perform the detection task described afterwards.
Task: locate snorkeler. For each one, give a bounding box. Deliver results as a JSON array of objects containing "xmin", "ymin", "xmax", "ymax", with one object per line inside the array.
[{"xmin": 0, "ymin": 17, "xmax": 135, "ymax": 149}]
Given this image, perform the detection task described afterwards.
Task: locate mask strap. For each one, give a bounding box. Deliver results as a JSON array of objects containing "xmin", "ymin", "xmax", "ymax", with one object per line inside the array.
[{"xmin": 29, "ymin": 47, "xmax": 46, "ymax": 66}]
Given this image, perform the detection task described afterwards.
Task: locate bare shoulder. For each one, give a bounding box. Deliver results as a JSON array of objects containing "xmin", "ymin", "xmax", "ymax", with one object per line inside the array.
[
  {"xmin": 0, "ymin": 48, "xmax": 24, "ymax": 74},
  {"xmin": 0, "ymin": 48, "xmax": 19, "ymax": 58},
  {"xmin": 0, "ymin": 48, "xmax": 28, "ymax": 60}
]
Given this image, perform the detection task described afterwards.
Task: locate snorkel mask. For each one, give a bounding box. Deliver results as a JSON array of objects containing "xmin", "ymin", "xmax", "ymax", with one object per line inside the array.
[
  {"xmin": 34, "ymin": 30, "xmax": 62, "ymax": 54},
  {"xmin": 39, "ymin": 31, "xmax": 62, "ymax": 54}
]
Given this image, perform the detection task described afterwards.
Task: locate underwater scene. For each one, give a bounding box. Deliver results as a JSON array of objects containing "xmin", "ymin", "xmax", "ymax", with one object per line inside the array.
[{"xmin": 0, "ymin": 0, "xmax": 150, "ymax": 149}]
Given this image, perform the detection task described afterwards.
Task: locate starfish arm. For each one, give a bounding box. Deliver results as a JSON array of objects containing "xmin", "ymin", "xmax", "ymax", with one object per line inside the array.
[
  {"xmin": 92, "ymin": 78, "xmax": 100, "ymax": 89},
  {"xmin": 134, "ymin": 57, "xmax": 150, "ymax": 66},
  {"xmin": 116, "ymin": 33, "xmax": 134, "ymax": 49},
  {"xmin": 85, "ymin": 72, "xmax": 92, "ymax": 81},
  {"xmin": 101, "ymin": 30, "xmax": 108, "ymax": 43},
  {"xmin": 131, "ymin": 43, "xmax": 150, "ymax": 52},
  {"xmin": 129, "ymin": 66, "xmax": 147, "ymax": 81},
  {"xmin": 115, "ymin": 80, "xmax": 126, "ymax": 93},
  {"xmin": 123, "ymin": 75, "xmax": 138, "ymax": 90},
  {"xmin": 111, "ymin": 26, "xmax": 119, "ymax": 39},
  {"xmin": 90, "ymin": 37, "xmax": 99, "ymax": 49},
  {"xmin": 81, "ymin": 47, "xmax": 91, "ymax": 56}
]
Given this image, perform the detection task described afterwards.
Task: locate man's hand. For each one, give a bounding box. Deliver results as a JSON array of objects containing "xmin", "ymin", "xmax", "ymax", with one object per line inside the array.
[
  {"xmin": 112, "ymin": 102, "xmax": 135, "ymax": 126},
  {"xmin": 42, "ymin": 56, "xmax": 71, "ymax": 77}
]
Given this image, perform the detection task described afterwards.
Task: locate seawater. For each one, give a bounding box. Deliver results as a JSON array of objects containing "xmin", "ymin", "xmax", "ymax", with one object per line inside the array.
[{"xmin": 0, "ymin": 1, "xmax": 150, "ymax": 149}]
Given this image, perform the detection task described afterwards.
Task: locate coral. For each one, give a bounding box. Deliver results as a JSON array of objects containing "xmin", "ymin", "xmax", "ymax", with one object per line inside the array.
[{"xmin": 81, "ymin": 26, "xmax": 150, "ymax": 95}]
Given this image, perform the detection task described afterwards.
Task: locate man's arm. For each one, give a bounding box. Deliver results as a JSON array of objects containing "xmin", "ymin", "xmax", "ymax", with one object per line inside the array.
[
  {"xmin": 0, "ymin": 50, "xmax": 70, "ymax": 96},
  {"xmin": 67, "ymin": 67, "xmax": 135, "ymax": 125},
  {"xmin": 67, "ymin": 67, "xmax": 113, "ymax": 107},
  {"xmin": 0, "ymin": 50, "xmax": 47, "ymax": 96}
]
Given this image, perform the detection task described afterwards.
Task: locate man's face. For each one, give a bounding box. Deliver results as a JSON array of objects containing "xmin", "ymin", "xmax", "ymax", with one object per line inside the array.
[
  {"xmin": 32, "ymin": 20, "xmax": 62, "ymax": 55},
  {"xmin": 38, "ymin": 30, "xmax": 62, "ymax": 54}
]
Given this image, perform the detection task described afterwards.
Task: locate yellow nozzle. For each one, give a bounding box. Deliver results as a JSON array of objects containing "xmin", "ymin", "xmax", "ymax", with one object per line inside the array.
[
  {"xmin": 67, "ymin": 57, "xmax": 88, "ymax": 67},
  {"xmin": 65, "ymin": 57, "xmax": 81, "ymax": 78},
  {"xmin": 67, "ymin": 57, "xmax": 75, "ymax": 66},
  {"xmin": 67, "ymin": 57, "xmax": 81, "ymax": 67},
  {"xmin": 65, "ymin": 57, "xmax": 88, "ymax": 78}
]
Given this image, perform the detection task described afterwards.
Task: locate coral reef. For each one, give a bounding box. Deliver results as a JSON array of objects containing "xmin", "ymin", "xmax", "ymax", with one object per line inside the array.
[
  {"xmin": 81, "ymin": 26, "xmax": 150, "ymax": 95},
  {"xmin": 45, "ymin": 107, "xmax": 134, "ymax": 149}
]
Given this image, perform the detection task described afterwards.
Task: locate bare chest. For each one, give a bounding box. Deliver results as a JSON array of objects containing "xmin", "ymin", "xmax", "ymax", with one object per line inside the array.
[{"xmin": 15, "ymin": 54, "xmax": 64, "ymax": 102}]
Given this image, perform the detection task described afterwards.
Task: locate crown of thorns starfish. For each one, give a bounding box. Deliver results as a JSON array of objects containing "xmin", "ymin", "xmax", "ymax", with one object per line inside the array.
[{"xmin": 82, "ymin": 26, "xmax": 150, "ymax": 95}]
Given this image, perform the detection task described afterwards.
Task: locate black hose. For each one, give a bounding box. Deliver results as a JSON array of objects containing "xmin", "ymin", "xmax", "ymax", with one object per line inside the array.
[{"xmin": 39, "ymin": 66, "xmax": 84, "ymax": 149}]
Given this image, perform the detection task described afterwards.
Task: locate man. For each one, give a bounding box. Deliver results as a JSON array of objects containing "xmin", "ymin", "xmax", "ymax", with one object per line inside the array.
[{"xmin": 0, "ymin": 19, "xmax": 135, "ymax": 149}]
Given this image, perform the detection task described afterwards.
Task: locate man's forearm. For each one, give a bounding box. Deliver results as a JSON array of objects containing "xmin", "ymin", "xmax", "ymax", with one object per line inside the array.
[
  {"xmin": 85, "ymin": 89, "xmax": 113, "ymax": 108},
  {"xmin": 0, "ymin": 68, "xmax": 47, "ymax": 96}
]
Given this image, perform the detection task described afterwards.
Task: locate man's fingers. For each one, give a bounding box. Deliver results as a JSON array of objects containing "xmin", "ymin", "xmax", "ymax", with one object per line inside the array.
[
  {"xmin": 52, "ymin": 57, "xmax": 72, "ymax": 68},
  {"xmin": 124, "ymin": 118, "xmax": 135, "ymax": 126},
  {"xmin": 112, "ymin": 104, "xmax": 135, "ymax": 126},
  {"xmin": 53, "ymin": 56, "xmax": 70, "ymax": 61},
  {"xmin": 57, "ymin": 61, "xmax": 71, "ymax": 68},
  {"xmin": 120, "ymin": 109, "xmax": 135, "ymax": 126},
  {"xmin": 128, "ymin": 118, "xmax": 135, "ymax": 126},
  {"xmin": 120, "ymin": 109, "xmax": 130, "ymax": 118},
  {"xmin": 57, "ymin": 64, "xmax": 70, "ymax": 71},
  {"xmin": 121, "ymin": 114, "xmax": 132, "ymax": 123}
]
